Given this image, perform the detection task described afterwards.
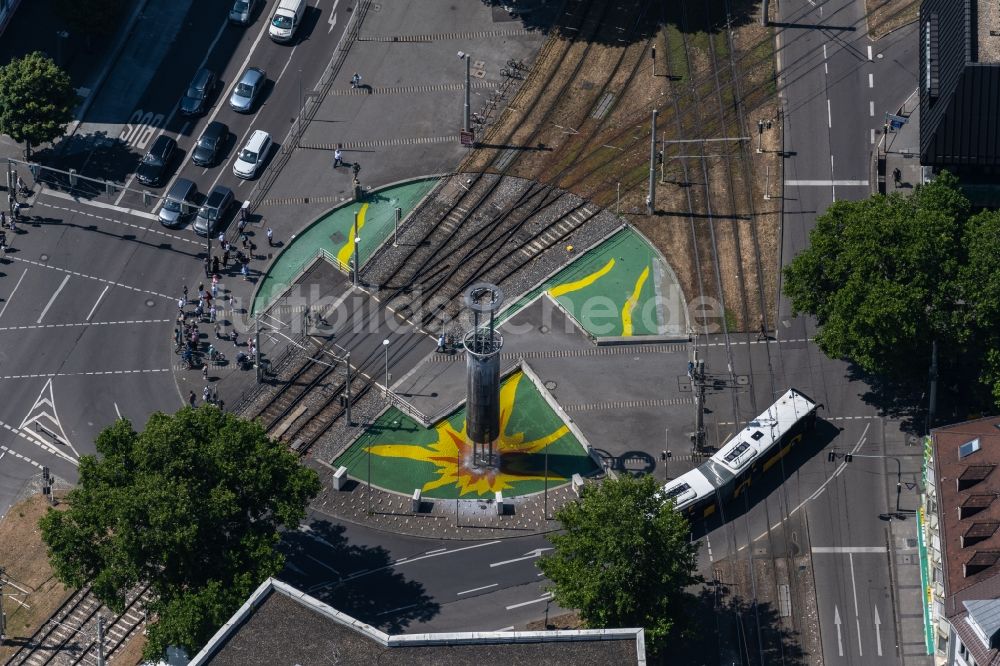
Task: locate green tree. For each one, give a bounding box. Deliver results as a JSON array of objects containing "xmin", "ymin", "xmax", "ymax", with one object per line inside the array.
[
  {"xmin": 39, "ymin": 407, "xmax": 321, "ymax": 660},
  {"xmin": 782, "ymin": 172, "xmax": 969, "ymax": 384},
  {"xmin": 0, "ymin": 52, "xmax": 77, "ymax": 157},
  {"xmin": 538, "ymin": 474, "xmax": 699, "ymax": 654},
  {"xmin": 960, "ymin": 209, "xmax": 1000, "ymax": 403},
  {"xmin": 55, "ymin": 0, "xmax": 128, "ymax": 40}
]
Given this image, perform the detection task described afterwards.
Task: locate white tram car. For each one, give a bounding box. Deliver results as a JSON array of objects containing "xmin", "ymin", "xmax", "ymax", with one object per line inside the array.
[{"xmin": 659, "ymin": 388, "xmax": 819, "ymax": 520}]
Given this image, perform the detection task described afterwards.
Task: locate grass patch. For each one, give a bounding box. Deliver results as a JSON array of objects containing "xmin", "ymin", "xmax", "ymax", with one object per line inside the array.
[
  {"xmin": 724, "ymin": 307, "xmax": 739, "ymax": 333},
  {"xmin": 0, "ymin": 494, "xmax": 73, "ymax": 664},
  {"xmin": 866, "ymin": 0, "xmax": 919, "ymax": 40},
  {"xmin": 665, "ymin": 25, "xmax": 689, "ymax": 81}
]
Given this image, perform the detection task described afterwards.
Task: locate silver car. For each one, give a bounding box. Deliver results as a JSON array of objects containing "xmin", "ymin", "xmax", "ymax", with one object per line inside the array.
[
  {"xmin": 229, "ymin": 0, "xmax": 256, "ymax": 25},
  {"xmin": 229, "ymin": 67, "xmax": 266, "ymax": 113}
]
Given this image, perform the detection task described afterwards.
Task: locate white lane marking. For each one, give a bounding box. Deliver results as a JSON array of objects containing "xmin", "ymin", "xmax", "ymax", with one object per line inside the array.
[
  {"xmin": 377, "ymin": 603, "xmax": 418, "ymax": 616},
  {"xmin": 822, "ymin": 43, "xmax": 827, "ymax": 59},
  {"xmin": 827, "ymin": 99, "xmax": 832, "ymax": 128},
  {"xmin": 0, "ymin": 268, "xmax": 28, "ymax": 322},
  {"xmin": 425, "ymin": 548, "xmax": 446, "ymax": 555},
  {"xmin": 0, "ymin": 444, "xmax": 43, "ymax": 469},
  {"xmin": 871, "ymin": 128, "xmax": 875, "ymax": 145},
  {"xmin": 9, "ymin": 256, "xmax": 173, "ymax": 300},
  {"xmin": 0, "ymin": 319, "xmax": 170, "ymax": 331},
  {"xmin": 38, "ymin": 199, "xmax": 199, "ymax": 245},
  {"xmin": 869, "ymin": 100, "xmax": 875, "ymax": 117},
  {"xmin": 830, "ymin": 154, "xmax": 837, "ymax": 202},
  {"xmin": 160, "ymin": 6, "xmax": 275, "ymax": 202},
  {"xmin": 114, "ymin": 402, "xmax": 122, "ymax": 419},
  {"xmin": 851, "ymin": 553, "xmax": 863, "ymax": 657},
  {"xmin": 868, "ymin": 73, "xmax": 874, "ymax": 88},
  {"xmin": 868, "ymin": 45, "xmax": 873, "ymax": 60},
  {"xmin": 304, "ymin": 553, "xmax": 341, "ymax": 575},
  {"xmin": 812, "ymin": 546, "xmax": 886, "ymax": 554},
  {"xmin": 342, "ymin": 540, "xmax": 503, "ymax": 582},
  {"xmin": 43, "ymin": 189, "xmax": 159, "ymax": 221},
  {"xmin": 495, "ymin": 626, "xmax": 515, "ymax": 632},
  {"xmin": 835, "ymin": 605, "xmax": 844, "ymax": 656},
  {"xmin": 785, "ymin": 180, "xmax": 868, "ymax": 186},
  {"xmin": 0, "ymin": 368, "xmax": 170, "ymax": 380},
  {"xmin": 824, "ymin": 62, "xmax": 828, "ymax": 75},
  {"xmin": 874, "ymin": 603, "xmax": 883, "ymax": 657},
  {"xmin": 506, "ymin": 593, "xmax": 552, "ymax": 611},
  {"xmin": 86, "ymin": 285, "xmax": 109, "ymax": 321},
  {"xmin": 328, "ymin": 9, "xmax": 338, "ymax": 32},
  {"xmin": 37, "ymin": 275, "xmax": 70, "ymax": 324},
  {"xmin": 489, "ymin": 547, "xmax": 552, "ymax": 568},
  {"xmin": 19, "ymin": 378, "xmax": 79, "ymax": 460},
  {"xmin": 457, "ymin": 583, "xmax": 498, "ymax": 596}
]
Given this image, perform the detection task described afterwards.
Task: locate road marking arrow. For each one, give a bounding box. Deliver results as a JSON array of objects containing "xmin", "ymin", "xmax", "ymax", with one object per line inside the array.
[
  {"xmin": 834, "ymin": 605, "xmax": 844, "ymax": 657},
  {"xmin": 328, "ymin": 0, "xmax": 339, "ymax": 33},
  {"xmin": 874, "ymin": 603, "xmax": 883, "ymax": 657},
  {"xmin": 490, "ymin": 548, "xmax": 553, "ymax": 568}
]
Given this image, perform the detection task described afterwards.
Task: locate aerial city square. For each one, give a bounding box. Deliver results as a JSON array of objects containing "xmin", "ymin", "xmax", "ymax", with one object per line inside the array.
[{"xmin": 0, "ymin": 0, "xmax": 993, "ymax": 664}]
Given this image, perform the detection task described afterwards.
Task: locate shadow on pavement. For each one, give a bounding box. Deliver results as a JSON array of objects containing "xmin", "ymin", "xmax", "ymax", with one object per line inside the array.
[{"xmin": 278, "ymin": 517, "xmax": 439, "ymax": 632}]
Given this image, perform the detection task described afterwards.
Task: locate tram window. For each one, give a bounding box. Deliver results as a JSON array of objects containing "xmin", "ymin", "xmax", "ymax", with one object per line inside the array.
[
  {"xmin": 751, "ymin": 430, "xmax": 764, "ymax": 440},
  {"xmin": 664, "ymin": 483, "xmax": 691, "ymax": 500},
  {"xmin": 724, "ymin": 441, "xmax": 751, "ymax": 463}
]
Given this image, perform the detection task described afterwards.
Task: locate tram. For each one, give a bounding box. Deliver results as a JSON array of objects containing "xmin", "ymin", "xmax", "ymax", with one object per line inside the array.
[{"xmin": 658, "ymin": 388, "xmax": 820, "ymax": 520}]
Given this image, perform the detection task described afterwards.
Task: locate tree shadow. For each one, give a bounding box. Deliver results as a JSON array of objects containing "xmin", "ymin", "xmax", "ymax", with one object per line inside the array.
[
  {"xmin": 277, "ymin": 517, "xmax": 439, "ymax": 633},
  {"xmin": 33, "ymin": 130, "xmax": 141, "ymax": 195},
  {"xmin": 661, "ymin": 586, "xmax": 808, "ymax": 665},
  {"xmin": 483, "ymin": 0, "xmax": 759, "ymax": 45}
]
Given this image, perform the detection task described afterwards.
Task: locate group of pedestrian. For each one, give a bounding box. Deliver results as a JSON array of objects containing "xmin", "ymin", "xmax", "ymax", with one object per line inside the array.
[{"xmin": 189, "ymin": 385, "xmax": 220, "ymax": 408}]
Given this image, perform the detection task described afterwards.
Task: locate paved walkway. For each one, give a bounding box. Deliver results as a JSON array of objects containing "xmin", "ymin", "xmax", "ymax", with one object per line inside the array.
[
  {"xmin": 503, "ymin": 227, "xmax": 687, "ymax": 338},
  {"xmin": 333, "ymin": 370, "xmax": 597, "ymax": 500},
  {"xmin": 252, "ymin": 177, "xmax": 438, "ymax": 314},
  {"xmin": 882, "ymin": 91, "xmax": 923, "ymax": 196}
]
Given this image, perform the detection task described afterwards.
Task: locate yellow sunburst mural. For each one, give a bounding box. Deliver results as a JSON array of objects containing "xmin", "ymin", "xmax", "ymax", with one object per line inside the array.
[{"xmin": 363, "ymin": 373, "xmax": 573, "ymax": 496}]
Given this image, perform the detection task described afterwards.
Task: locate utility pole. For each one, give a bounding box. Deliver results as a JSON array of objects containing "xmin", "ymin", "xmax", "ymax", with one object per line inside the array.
[
  {"xmin": 352, "ymin": 210, "xmax": 360, "ymax": 288},
  {"xmin": 0, "ymin": 566, "xmax": 6, "ymax": 643},
  {"xmin": 459, "ymin": 52, "xmax": 471, "ymax": 133},
  {"xmin": 651, "ymin": 45, "xmax": 656, "ymax": 78},
  {"xmin": 690, "ymin": 352, "xmax": 706, "ymax": 453},
  {"xmin": 97, "ymin": 615, "xmax": 106, "ymax": 666},
  {"xmin": 394, "ymin": 207, "xmax": 401, "ymax": 246},
  {"xmin": 647, "ymin": 109, "xmax": 658, "ymax": 215},
  {"xmin": 255, "ymin": 314, "xmax": 262, "ymax": 383},
  {"xmin": 345, "ymin": 352, "xmax": 353, "ymax": 426},
  {"xmin": 544, "ymin": 445, "xmax": 549, "ymax": 520},
  {"xmin": 757, "ymin": 119, "xmax": 765, "ymax": 153}
]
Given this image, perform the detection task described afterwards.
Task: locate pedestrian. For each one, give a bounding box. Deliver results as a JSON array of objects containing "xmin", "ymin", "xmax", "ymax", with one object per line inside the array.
[
  {"xmin": 209, "ymin": 304, "xmax": 217, "ymax": 322},
  {"xmin": 241, "ymin": 233, "xmax": 249, "ymax": 250},
  {"xmin": 351, "ymin": 72, "xmax": 361, "ymax": 88},
  {"xmin": 437, "ymin": 333, "xmax": 446, "ymax": 352},
  {"xmin": 238, "ymin": 217, "xmax": 247, "ymax": 235},
  {"xmin": 212, "ymin": 255, "xmax": 220, "ymax": 275},
  {"xmin": 232, "ymin": 330, "xmax": 239, "ymax": 346},
  {"xmin": 892, "ymin": 167, "xmax": 902, "ymax": 186},
  {"xmin": 12, "ymin": 200, "xmax": 20, "ymax": 220},
  {"xmin": 188, "ymin": 390, "xmax": 196, "ymax": 407},
  {"xmin": 241, "ymin": 260, "xmax": 249, "ymax": 281},
  {"xmin": 204, "ymin": 257, "xmax": 211, "ymax": 277},
  {"xmin": 222, "ymin": 249, "xmax": 230, "ymax": 269},
  {"xmin": 203, "ymin": 385, "xmax": 212, "ymax": 404},
  {"xmin": 218, "ymin": 231, "xmax": 225, "ymax": 246},
  {"xmin": 195, "ymin": 302, "xmax": 204, "ymax": 319},
  {"xmin": 177, "ymin": 297, "xmax": 186, "ymax": 315},
  {"xmin": 266, "ymin": 227, "xmax": 273, "ymax": 246},
  {"xmin": 215, "ymin": 322, "xmax": 222, "ymax": 339},
  {"xmin": 17, "ymin": 175, "xmax": 25, "ymax": 196},
  {"xmin": 333, "ymin": 147, "xmax": 343, "ymax": 168},
  {"xmin": 211, "ymin": 275, "xmax": 219, "ymax": 298},
  {"xmin": 1, "ymin": 211, "xmax": 7, "ymax": 229},
  {"xmin": 203, "ymin": 365, "xmax": 209, "ymax": 382},
  {"xmin": 756, "ymin": 315, "xmax": 767, "ymax": 342},
  {"xmin": 248, "ymin": 340, "xmax": 256, "ymax": 360}
]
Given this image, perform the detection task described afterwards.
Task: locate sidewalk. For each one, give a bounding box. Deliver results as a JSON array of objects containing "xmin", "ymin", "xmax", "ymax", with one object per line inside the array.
[{"xmin": 878, "ymin": 89, "xmax": 924, "ymax": 195}]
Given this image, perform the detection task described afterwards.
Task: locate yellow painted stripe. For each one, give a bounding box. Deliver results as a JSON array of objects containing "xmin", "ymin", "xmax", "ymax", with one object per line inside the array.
[
  {"xmin": 548, "ymin": 258, "xmax": 615, "ymax": 298},
  {"xmin": 336, "ymin": 203, "xmax": 369, "ymax": 268},
  {"xmin": 621, "ymin": 266, "xmax": 650, "ymax": 336}
]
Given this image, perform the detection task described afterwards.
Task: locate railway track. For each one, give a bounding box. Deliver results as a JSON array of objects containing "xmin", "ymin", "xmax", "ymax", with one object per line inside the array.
[{"xmin": 7, "ymin": 585, "xmax": 150, "ymax": 666}]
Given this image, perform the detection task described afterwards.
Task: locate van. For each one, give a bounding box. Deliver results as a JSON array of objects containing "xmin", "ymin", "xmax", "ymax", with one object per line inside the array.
[
  {"xmin": 268, "ymin": 0, "xmax": 305, "ymax": 43},
  {"xmin": 233, "ymin": 129, "xmax": 272, "ymax": 179},
  {"xmin": 159, "ymin": 178, "xmax": 197, "ymax": 228}
]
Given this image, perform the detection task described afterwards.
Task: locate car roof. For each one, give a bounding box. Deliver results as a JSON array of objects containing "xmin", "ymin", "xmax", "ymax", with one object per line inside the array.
[
  {"xmin": 202, "ymin": 121, "xmax": 227, "ymax": 139},
  {"xmin": 168, "ymin": 178, "xmax": 196, "ymax": 195},
  {"xmin": 244, "ymin": 129, "xmax": 270, "ymax": 150},
  {"xmin": 206, "ymin": 186, "xmax": 233, "ymax": 204},
  {"xmin": 149, "ymin": 134, "xmax": 175, "ymax": 154},
  {"xmin": 191, "ymin": 68, "xmax": 214, "ymax": 88},
  {"xmin": 241, "ymin": 67, "xmax": 264, "ymax": 84}
]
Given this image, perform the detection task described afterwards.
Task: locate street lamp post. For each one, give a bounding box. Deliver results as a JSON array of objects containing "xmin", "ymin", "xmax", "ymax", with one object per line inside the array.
[
  {"xmin": 383, "ymin": 338, "xmax": 390, "ymax": 399},
  {"xmin": 458, "ymin": 51, "xmax": 471, "ymax": 133},
  {"xmin": 345, "ymin": 351, "xmax": 353, "ymax": 426}
]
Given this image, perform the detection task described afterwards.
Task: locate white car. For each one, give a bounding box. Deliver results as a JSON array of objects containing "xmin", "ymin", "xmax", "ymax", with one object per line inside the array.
[{"xmin": 233, "ymin": 129, "xmax": 271, "ymax": 179}]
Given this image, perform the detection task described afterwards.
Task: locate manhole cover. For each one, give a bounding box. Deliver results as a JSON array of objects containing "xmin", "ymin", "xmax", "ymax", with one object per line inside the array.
[
  {"xmin": 907, "ymin": 538, "xmax": 917, "ymax": 548},
  {"xmin": 544, "ymin": 381, "xmax": 557, "ymax": 390},
  {"xmin": 330, "ymin": 231, "xmax": 346, "ymax": 244},
  {"xmin": 736, "ymin": 375, "xmax": 750, "ymax": 386},
  {"xmin": 538, "ymin": 325, "xmax": 549, "ymax": 334},
  {"xmin": 39, "ymin": 254, "xmax": 48, "ymax": 261},
  {"xmin": 145, "ymin": 299, "xmax": 155, "ymax": 307}
]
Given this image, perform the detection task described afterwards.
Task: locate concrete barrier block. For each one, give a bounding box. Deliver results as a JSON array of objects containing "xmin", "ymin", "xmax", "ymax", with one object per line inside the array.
[{"xmin": 332, "ymin": 465, "xmax": 348, "ymax": 491}]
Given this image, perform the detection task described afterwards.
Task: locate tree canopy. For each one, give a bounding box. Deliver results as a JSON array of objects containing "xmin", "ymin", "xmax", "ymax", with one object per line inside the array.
[
  {"xmin": 538, "ymin": 474, "xmax": 699, "ymax": 653},
  {"xmin": 40, "ymin": 406, "xmax": 321, "ymax": 660},
  {"xmin": 0, "ymin": 52, "xmax": 77, "ymax": 157},
  {"xmin": 782, "ymin": 172, "xmax": 1000, "ymax": 408}
]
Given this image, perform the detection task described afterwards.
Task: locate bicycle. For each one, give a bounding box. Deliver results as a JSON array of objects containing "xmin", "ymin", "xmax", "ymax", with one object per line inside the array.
[{"xmin": 506, "ymin": 58, "xmax": 528, "ymax": 71}]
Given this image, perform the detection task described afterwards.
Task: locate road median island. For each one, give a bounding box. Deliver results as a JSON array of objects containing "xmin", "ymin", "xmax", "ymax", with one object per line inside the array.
[{"xmin": 866, "ymin": 0, "xmax": 919, "ymax": 41}]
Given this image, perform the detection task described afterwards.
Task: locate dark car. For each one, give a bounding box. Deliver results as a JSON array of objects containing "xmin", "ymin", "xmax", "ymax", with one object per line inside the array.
[
  {"xmin": 192, "ymin": 121, "xmax": 228, "ymax": 167},
  {"xmin": 194, "ymin": 185, "xmax": 234, "ymax": 237},
  {"xmin": 135, "ymin": 134, "xmax": 177, "ymax": 186},
  {"xmin": 179, "ymin": 68, "xmax": 216, "ymax": 116},
  {"xmin": 229, "ymin": 67, "xmax": 266, "ymax": 113},
  {"xmin": 229, "ymin": 0, "xmax": 257, "ymax": 25}
]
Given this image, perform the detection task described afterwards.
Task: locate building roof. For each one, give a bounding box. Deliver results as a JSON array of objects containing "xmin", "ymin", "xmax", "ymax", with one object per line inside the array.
[
  {"xmin": 932, "ymin": 416, "xmax": 1000, "ymax": 664},
  {"xmin": 919, "ymin": 0, "xmax": 1000, "ymax": 169},
  {"xmin": 188, "ymin": 578, "xmax": 645, "ymax": 665}
]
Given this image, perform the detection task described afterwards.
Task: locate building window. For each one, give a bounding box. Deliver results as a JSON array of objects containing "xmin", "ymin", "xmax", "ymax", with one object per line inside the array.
[{"xmin": 924, "ymin": 15, "xmax": 939, "ymax": 99}]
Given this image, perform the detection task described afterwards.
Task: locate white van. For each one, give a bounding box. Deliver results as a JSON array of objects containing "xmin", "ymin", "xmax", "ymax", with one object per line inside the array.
[
  {"xmin": 233, "ymin": 130, "xmax": 272, "ymax": 179},
  {"xmin": 268, "ymin": 0, "xmax": 305, "ymax": 43}
]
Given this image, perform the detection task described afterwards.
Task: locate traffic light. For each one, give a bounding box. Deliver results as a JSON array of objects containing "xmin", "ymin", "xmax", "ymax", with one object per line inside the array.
[
  {"xmin": 845, "ymin": 454, "xmax": 853, "ymax": 463},
  {"xmin": 827, "ymin": 452, "xmax": 835, "ymax": 462}
]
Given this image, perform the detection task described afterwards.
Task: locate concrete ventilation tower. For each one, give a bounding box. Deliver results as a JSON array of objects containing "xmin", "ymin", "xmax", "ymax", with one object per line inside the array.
[{"xmin": 463, "ymin": 283, "xmax": 504, "ymax": 468}]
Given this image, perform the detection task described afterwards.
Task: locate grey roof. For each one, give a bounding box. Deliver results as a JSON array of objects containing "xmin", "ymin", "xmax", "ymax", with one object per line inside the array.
[
  {"xmin": 190, "ymin": 578, "xmax": 645, "ymax": 665},
  {"xmin": 965, "ymin": 599, "xmax": 1000, "ymax": 642}
]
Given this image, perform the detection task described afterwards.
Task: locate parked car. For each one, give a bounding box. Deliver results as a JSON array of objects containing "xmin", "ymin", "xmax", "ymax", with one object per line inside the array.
[
  {"xmin": 194, "ymin": 185, "xmax": 234, "ymax": 237},
  {"xmin": 135, "ymin": 134, "xmax": 177, "ymax": 186},
  {"xmin": 229, "ymin": 0, "xmax": 257, "ymax": 25},
  {"xmin": 229, "ymin": 67, "xmax": 266, "ymax": 113},
  {"xmin": 192, "ymin": 121, "xmax": 228, "ymax": 167},
  {"xmin": 233, "ymin": 129, "xmax": 271, "ymax": 179},
  {"xmin": 158, "ymin": 178, "xmax": 198, "ymax": 228},
  {"xmin": 179, "ymin": 68, "xmax": 216, "ymax": 116}
]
